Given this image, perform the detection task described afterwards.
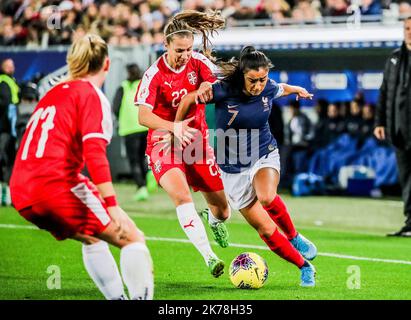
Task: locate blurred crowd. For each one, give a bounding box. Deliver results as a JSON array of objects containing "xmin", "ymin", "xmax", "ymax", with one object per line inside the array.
[
  {"xmin": 274, "ymin": 92, "xmax": 391, "ymax": 188},
  {"xmin": 0, "ymin": 0, "xmax": 411, "ymax": 47}
]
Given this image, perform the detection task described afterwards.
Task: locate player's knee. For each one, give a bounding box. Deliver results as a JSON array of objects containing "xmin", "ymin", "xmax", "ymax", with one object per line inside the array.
[
  {"xmin": 126, "ymin": 223, "xmax": 145, "ymax": 243},
  {"xmin": 258, "ymin": 193, "xmax": 277, "ymax": 208},
  {"xmin": 117, "ymin": 228, "xmax": 146, "ymax": 248},
  {"xmin": 173, "ymin": 193, "xmax": 193, "ymax": 207},
  {"xmin": 258, "ymin": 224, "xmax": 277, "ymax": 238},
  {"xmin": 219, "ymin": 205, "xmax": 231, "ymax": 221}
]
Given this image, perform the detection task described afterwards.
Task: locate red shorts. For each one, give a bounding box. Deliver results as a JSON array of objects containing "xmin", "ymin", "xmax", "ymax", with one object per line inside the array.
[
  {"xmin": 147, "ymin": 134, "xmax": 224, "ymax": 193},
  {"xmin": 18, "ymin": 177, "xmax": 111, "ymax": 241}
]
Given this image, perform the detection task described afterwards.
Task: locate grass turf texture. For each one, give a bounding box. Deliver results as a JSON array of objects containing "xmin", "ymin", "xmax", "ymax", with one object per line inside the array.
[{"xmin": 1, "ymin": 183, "xmax": 411, "ymax": 300}]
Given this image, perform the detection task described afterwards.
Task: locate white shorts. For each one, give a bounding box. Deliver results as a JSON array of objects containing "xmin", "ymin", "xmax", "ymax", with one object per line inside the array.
[{"xmin": 220, "ymin": 149, "xmax": 281, "ymax": 210}]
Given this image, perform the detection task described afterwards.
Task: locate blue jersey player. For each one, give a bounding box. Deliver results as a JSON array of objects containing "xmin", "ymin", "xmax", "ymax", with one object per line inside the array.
[{"xmin": 175, "ymin": 46, "xmax": 317, "ymax": 287}]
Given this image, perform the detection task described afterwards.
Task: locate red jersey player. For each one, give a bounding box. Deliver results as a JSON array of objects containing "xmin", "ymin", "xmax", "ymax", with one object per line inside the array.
[
  {"xmin": 136, "ymin": 10, "xmax": 230, "ymax": 277},
  {"xmin": 10, "ymin": 34, "xmax": 154, "ymax": 300}
]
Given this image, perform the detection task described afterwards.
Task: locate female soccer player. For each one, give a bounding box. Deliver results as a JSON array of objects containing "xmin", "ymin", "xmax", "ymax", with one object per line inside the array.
[
  {"xmin": 175, "ymin": 46, "xmax": 318, "ymax": 287},
  {"xmin": 10, "ymin": 34, "xmax": 154, "ymax": 299},
  {"xmin": 135, "ymin": 10, "xmax": 230, "ymax": 278}
]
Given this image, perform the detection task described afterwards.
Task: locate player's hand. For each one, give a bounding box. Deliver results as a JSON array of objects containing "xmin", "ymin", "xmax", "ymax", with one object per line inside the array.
[
  {"xmin": 107, "ymin": 206, "xmax": 131, "ymax": 240},
  {"xmin": 172, "ymin": 116, "xmax": 199, "ymax": 147},
  {"xmin": 295, "ymin": 87, "xmax": 314, "ymax": 100},
  {"xmin": 374, "ymin": 126, "xmax": 386, "ymax": 140},
  {"xmin": 195, "ymin": 82, "xmax": 213, "ymax": 104},
  {"xmin": 153, "ymin": 132, "xmax": 174, "ymax": 155}
]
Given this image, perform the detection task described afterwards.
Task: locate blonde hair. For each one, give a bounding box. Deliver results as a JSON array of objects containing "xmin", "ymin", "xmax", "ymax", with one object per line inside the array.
[
  {"xmin": 164, "ymin": 10, "xmax": 225, "ymax": 60},
  {"xmin": 66, "ymin": 34, "xmax": 108, "ymax": 80}
]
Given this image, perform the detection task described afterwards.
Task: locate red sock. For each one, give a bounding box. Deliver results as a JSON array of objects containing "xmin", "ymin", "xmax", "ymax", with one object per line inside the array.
[
  {"xmin": 260, "ymin": 229, "xmax": 305, "ymax": 268},
  {"xmin": 263, "ymin": 195, "xmax": 297, "ymax": 240}
]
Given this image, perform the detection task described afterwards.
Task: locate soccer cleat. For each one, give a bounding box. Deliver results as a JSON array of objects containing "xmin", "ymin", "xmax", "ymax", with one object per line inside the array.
[
  {"xmin": 290, "ymin": 233, "xmax": 317, "ymax": 261},
  {"xmin": 387, "ymin": 225, "xmax": 411, "ymax": 237},
  {"xmin": 208, "ymin": 257, "xmax": 225, "ymax": 278},
  {"xmin": 199, "ymin": 208, "xmax": 229, "ymax": 248},
  {"xmin": 134, "ymin": 186, "xmax": 149, "ymax": 201},
  {"xmin": 300, "ymin": 261, "xmax": 316, "ymax": 287}
]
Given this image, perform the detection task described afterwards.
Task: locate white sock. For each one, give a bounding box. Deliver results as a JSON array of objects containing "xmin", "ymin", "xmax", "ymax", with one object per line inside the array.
[
  {"xmin": 82, "ymin": 241, "xmax": 126, "ymax": 300},
  {"xmin": 176, "ymin": 202, "xmax": 217, "ymax": 264},
  {"xmin": 120, "ymin": 242, "xmax": 154, "ymax": 300}
]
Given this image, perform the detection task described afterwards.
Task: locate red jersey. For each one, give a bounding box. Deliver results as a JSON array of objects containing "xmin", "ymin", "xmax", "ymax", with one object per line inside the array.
[
  {"xmin": 10, "ymin": 80, "xmax": 113, "ymax": 210},
  {"xmin": 134, "ymin": 51, "xmax": 217, "ymax": 149}
]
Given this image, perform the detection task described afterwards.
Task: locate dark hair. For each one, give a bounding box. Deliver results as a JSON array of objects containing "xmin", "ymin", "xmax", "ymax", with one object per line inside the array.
[
  {"xmin": 163, "ymin": 10, "xmax": 225, "ymax": 60},
  {"xmin": 218, "ymin": 46, "xmax": 274, "ymax": 87},
  {"xmin": 126, "ymin": 63, "xmax": 142, "ymax": 79}
]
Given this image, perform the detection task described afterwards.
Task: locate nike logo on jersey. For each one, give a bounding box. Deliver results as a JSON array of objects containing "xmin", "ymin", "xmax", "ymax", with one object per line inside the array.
[
  {"xmin": 227, "ymin": 104, "xmax": 238, "ymax": 109},
  {"xmin": 391, "ymin": 58, "xmax": 397, "ymax": 65},
  {"xmin": 164, "ymin": 81, "xmax": 173, "ymax": 88},
  {"xmin": 183, "ymin": 220, "xmax": 195, "ymax": 228}
]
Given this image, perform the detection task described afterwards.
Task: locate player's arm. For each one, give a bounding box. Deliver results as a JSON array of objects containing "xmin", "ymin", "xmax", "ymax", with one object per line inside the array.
[
  {"xmin": 83, "ymin": 138, "xmax": 132, "ymax": 239},
  {"xmin": 83, "ymin": 138, "xmax": 116, "ymax": 199},
  {"xmin": 279, "ymin": 83, "xmax": 313, "ymax": 100},
  {"xmin": 138, "ymin": 105, "xmax": 175, "ymax": 132},
  {"xmin": 139, "ymin": 104, "xmax": 196, "ymax": 147},
  {"xmin": 374, "ymin": 58, "xmax": 390, "ymax": 140},
  {"xmin": 80, "ymin": 88, "xmax": 133, "ymax": 240},
  {"xmin": 175, "ymin": 91, "xmax": 197, "ymax": 122}
]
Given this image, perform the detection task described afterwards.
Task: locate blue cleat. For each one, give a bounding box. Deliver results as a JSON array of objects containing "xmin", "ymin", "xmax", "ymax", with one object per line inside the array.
[
  {"xmin": 300, "ymin": 261, "xmax": 316, "ymax": 287},
  {"xmin": 290, "ymin": 233, "xmax": 317, "ymax": 261}
]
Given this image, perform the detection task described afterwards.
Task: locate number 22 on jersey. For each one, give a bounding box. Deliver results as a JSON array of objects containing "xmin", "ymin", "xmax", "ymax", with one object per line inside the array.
[
  {"xmin": 171, "ymin": 89, "xmax": 188, "ymax": 108},
  {"xmin": 21, "ymin": 106, "xmax": 56, "ymax": 160}
]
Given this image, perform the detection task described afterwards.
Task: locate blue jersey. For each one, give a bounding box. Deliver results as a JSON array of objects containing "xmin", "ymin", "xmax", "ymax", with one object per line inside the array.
[{"xmin": 212, "ymin": 79, "xmax": 283, "ymax": 173}]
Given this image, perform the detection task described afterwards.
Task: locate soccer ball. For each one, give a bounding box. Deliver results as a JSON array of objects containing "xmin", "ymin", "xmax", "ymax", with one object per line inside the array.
[{"xmin": 229, "ymin": 252, "xmax": 269, "ymax": 289}]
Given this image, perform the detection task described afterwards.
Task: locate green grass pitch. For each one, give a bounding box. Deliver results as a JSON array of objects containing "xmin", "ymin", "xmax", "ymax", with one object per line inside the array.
[{"xmin": 1, "ymin": 183, "xmax": 411, "ymax": 300}]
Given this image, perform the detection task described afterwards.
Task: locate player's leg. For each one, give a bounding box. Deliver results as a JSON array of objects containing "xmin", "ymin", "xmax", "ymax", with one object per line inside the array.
[
  {"xmin": 16, "ymin": 197, "xmax": 128, "ymax": 300},
  {"xmin": 94, "ymin": 220, "xmax": 154, "ymax": 300},
  {"xmin": 159, "ymin": 167, "xmax": 224, "ymax": 277},
  {"xmin": 187, "ymin": 146, "xmax": 230, "ymax": 248},
  {"xmin": 72, "ymin": 232, "xmax": 128, "ymax": 300},
  {"xmin": 200, "ymin": 190, "xmax": 230, "ymax": 248},
  {"xmin": 71, "ymin": 179, "xmax": 153, "ymax": 300},
  {"xmin": 240, "ymin": 199, "xmax": 315, "ymax": 287},
  {"xmin": 252, "ymin": 151, "xmax": 317, "ymax": 260},
  {"xmin": 253, "ymin": 167, "xmax": 298, "ymax": 240}
]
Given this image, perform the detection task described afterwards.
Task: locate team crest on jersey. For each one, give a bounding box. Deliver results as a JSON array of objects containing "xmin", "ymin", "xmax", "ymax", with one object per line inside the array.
[
  {"xmin": 154, "ymin": 160, "xmax": 162, "ymax": 173},
  {"xmin": 187, "ymin": 72, "xmax": 197, "ymax": 85},
  {"xmin": 262, "ymin": 97, "xmax": 270, "ymax": 112}
]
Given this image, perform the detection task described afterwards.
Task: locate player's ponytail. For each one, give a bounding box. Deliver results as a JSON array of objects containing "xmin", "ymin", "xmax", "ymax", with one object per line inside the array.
[
  {"xmin": 164, "ymin": 10, "xmax": 225, "ymax": 60},
  {"xmin": 66, "ymin": 34, "xmax": 108, "ymax": 80},
  {"xmin": 218, "ymin": 46, "xmax": 273, "ymax": 86},
  {"xmin": 239, "ymin": 46, "xmax": 273, "ymax": 74}
]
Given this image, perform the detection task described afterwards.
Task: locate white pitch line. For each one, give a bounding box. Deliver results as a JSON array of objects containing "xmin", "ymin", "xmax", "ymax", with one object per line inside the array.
[
  {"xmin": 146, "ymin": 236, "xmax": 411, "ymax": 266},
  {"xmin": 2, "ymin": 224, "xmax": 411, "ymax": 266},
  {"xmin": 0, "ymin": 224, "xmax": 37, "ymax": 229}
]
